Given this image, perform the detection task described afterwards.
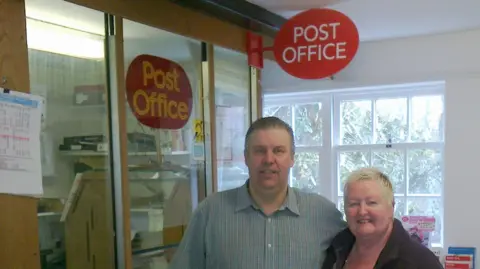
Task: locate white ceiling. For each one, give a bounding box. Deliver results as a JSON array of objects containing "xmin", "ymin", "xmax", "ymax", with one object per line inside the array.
[{"xmin": 250, "ymin": 0, "xmax": 480, "ymax": 42}]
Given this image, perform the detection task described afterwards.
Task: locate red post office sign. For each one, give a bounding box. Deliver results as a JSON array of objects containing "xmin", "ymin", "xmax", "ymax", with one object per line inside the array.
[
  {"xmin": 273, "ymin": 8, "xmax": 359, "ymax": 80},
  {"xmin": 125, "ymin": 54, "xmax": 193, "ymax": 129}
]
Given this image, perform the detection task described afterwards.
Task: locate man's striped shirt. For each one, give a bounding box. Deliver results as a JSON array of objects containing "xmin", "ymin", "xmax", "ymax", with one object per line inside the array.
[{"xmin": 168, "ymin": 181, "xmax": 346, "ymax": 269}]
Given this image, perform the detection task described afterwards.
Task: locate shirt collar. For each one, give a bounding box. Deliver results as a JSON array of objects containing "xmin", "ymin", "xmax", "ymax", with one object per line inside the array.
[{"xmin": 235, "ymin": 180, "xmax": 300, "ymax": 216}]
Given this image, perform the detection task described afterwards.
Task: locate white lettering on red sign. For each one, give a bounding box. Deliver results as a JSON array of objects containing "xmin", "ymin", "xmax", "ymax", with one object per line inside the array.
[
  {"xmin": 273, "ymin": 8, "xmax": 359, "ymax": 80},
  {"xmin": 282, "ymin": 23, "xmax": 347, "ymax": 64}
]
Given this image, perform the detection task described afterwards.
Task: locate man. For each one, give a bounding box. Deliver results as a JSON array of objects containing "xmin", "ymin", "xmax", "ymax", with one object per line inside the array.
[{"xmin": 168, "ymin": 116, "xmax": 346, "ymax": 269}]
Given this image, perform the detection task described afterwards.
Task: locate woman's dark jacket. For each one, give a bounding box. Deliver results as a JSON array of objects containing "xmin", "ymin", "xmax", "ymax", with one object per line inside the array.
[{"xmin": 321, "ymin": 218, "xmax": 443, "ymax": 269}]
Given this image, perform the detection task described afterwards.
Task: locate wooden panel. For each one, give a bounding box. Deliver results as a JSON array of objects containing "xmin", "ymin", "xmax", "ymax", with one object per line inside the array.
[
  {"xmin": 0, "ymin": 0, "xmax": 30, "ymax": 91},
  {"xmin": 255, "ymin": 68, "xmax": 263, "ymax": 120},
  {"xmin": 0, "ymin": 0, "xmax": 40, "ymax": 268},
  {"xmin": 113, "ymin": 17, "xmax": 133, "ymax": 269},
  {"xmin": 66, "ymin": 0, "xmax": 275, "ymax": 58},
  {"xmin": 0, "ymin": 195, "xmax": 39, "ymax": 269},
  {"xmin": 206, "ymin": 44, "xmax": 218, "ymax": 193},
  {"xmin": 64, "ymin": 173, "xmax": 115, "ymax": 269}
]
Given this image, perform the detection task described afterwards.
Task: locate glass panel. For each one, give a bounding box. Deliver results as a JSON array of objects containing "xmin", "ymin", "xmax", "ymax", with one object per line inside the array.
[
  {"xmin": 338, "ymin": 151, "xmax": 370, "ymax": 194},
  {"xmin": 393, "ymin": 197, "xmax": 406, "ymax": 219},
  {"xmin": 292, "ymin": 151, "xmax": 320, "ymax": 193},
  {"xmin": 410, "ymin": 95, "xmax": 444, "ymax": 142},
  {"xmin": 123, "ymin": 19, "xmax": 206, "ymax": 268},
  {"xmin": 375, "ymin": 98, "xmax": 408, "ymax": 144},
  {"xmin": 339, "ymin": 100, "xmax": 372, "ymax": 145},
  {"xmin": 372, "ymin": 150, "xmax": 405, "ymax": 194},
  {"xmin": 407, "ymin": 197, "xmax": 442, "ymax": 245},
  {"xmin": 294, "ymin": 103, "xmax": 323, "ymax": 146},
  {"xmin": 26, "ymin": 1, "xmax": 115, "ymax": 268},
  {"xmin": 337, "ymin": 198, "xmax": 346, "ymax": 220},
  {"xmin": 263, "ymin": 105, "xmax": 292, "ymax": 124},
  {"xmin": 408, "ymin": 149, "xmax": 442, "ymax": 195},
  {"xmin": 214, "ymin": 46, "xmax": 250, "ymax": 192}
]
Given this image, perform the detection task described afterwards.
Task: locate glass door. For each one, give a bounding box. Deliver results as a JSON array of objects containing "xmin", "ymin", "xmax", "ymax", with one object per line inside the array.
[
  {"xmin": 122, "ymin": 19, "xmax": 207, "ymax": 269},
  {"xmin": 213, "ymin": 46, "xmax": 251, "ymax": 192},
  {"xmin": 25, "ymin": 1, "xmax": 116, "ymax": 268}
]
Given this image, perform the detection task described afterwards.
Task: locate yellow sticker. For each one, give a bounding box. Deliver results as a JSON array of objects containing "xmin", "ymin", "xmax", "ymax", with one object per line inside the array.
[{"xmin": 194, "ymin": 119, "xmax": 204, "ymax": 142}]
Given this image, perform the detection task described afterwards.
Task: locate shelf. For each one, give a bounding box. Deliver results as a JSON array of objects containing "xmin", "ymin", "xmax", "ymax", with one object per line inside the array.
[
  {"xmin": 70, "ymin": 104, "xmax": 106, "ymax": 109},
  {"xmin": 37, "ymin": 212, "xmax": 61, "ymax": 217},
  {"xmin": 38, "ymin": 209, "xmax": 162, "ymax": 217},
  {"xmin": 59, "ymin": 150, "xmax": 190, "ymax": 157},
  {"xmin": 132, "ymin": 244, "xmax": 178, "ymax": 256},
  {"xmin": 131, "ymin": 208, "xmax": 162, "ymax": 213}
]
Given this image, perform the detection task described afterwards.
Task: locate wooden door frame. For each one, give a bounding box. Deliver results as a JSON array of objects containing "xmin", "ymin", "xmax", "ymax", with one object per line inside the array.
[
  {"xmin": 0, "ymin": 0, "xmax": 40, "ymax": 268},
  {"xmin": 65, "ymin": 2, "xmax": 268, "ymax": 268}
]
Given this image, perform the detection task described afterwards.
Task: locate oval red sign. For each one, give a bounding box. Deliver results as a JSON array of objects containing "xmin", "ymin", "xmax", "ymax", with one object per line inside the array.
[
  {"xmin": 125, "ymin": 54, "xmax": 193, "ymax": 129},
  {"xmin": 273, "ymin": 8, "xmax": 359, "ymax": 80}
]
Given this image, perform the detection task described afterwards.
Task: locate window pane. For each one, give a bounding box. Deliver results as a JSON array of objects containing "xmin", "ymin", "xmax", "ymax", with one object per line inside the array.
[
  {"xmin": 292, "ymin": 152, "xmax": 320, "ymax": 193},
  {"xmin": 216, "ymin": 105, "xmax": 248, "ymax": 191},
  {"xmin": 337, "ymin": 198, "xmax": 346, "ymax": 220},
  {"xmin": 340, "ymin": 100, "xmax": 372, "ymax": 145},
  {"xmin": 394, "ymin": 197, "xmax": 406, "ymax": 219},
  {"xmin": 375, "ymin": 98, "xmax": 408, "ymax": 143},
  {"xmin": 372, "ymin": 150, "xmax": 405, "ymax": 194},
  {"xmin": 338, "ymin": 151, "xmax": 370, "ymax": 194},
  {"xmin": 294, "ymin": 103, "xmax": 322, "ymax": 146},
  {"xmin": 124, "ymin": 19, "xmax": 207, "ymax": 263},
  {"xmin": 263, "ymin": 105, "xmax": 291, "ymax": 125},
  {"xmin": 214, "ymin": 46, "xmax": 250, "ymax": 192},
  {"xmin": 408, "ymin": 149, "xmax": 442, "ymax": 195},
  {"xmin": 27, "ymin": 2, "xmax": 114, "ymax": 267},
  {"xmin": 407, "ymin": 198, "xmax": 442, "ymax": 245},
  {"xmin": 410, "ymin": 95, "xmax": 444, "ymax": 142}
]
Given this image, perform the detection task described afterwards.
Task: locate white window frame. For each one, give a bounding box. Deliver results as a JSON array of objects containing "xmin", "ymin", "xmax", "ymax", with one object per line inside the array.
[
  {"xmin": 263, "ymin": 93, "xmax": 333, "ymax": 199},
  {"xmin": 332, "ymin": 82, "xmax": 445, "ymax": 247},
  {"xmin": 263, "ymin": 81, "xmax": 445, "ymax": 247}
]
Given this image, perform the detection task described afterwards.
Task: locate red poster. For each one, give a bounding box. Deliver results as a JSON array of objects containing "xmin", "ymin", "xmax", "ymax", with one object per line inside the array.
[{"xmin": 125, "ymin": 54, "xmax": 193, "ymax": 130}]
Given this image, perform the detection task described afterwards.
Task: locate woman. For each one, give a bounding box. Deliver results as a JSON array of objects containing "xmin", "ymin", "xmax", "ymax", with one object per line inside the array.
[{"xmin": 322, "ymin": 167, "xmax": 443, "ymax": 269}]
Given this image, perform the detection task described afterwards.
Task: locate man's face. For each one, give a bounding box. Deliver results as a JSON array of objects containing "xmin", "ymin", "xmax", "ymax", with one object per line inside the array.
[{"xmin": 244, "ymin": 128, "xmax": 294, "ymax": 193}]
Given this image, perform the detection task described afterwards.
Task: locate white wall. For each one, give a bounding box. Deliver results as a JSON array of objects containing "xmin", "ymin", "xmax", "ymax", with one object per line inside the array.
[
  {"xmin": 444, "ymin": 78, "xmax": 480, "ymax": 256},
  {"xmin": 262, "ymin": 28, "xmax": 480, "ymax": 93},
  {"xmin": 263, "ymin": 28, "xmax": 480, "ymax": 260}
]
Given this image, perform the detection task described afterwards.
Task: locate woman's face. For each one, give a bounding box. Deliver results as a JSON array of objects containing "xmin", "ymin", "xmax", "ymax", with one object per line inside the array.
[{"xmin": 344, "ymin": 180, "xmax": 394, "ymax": 239}]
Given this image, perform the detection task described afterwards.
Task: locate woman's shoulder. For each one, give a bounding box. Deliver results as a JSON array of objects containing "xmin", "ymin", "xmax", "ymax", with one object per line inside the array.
[
  {"xmin": 394, "ymin": 239, "xmax": 443, "ymax": 268},
  {"xmin": 386, "ymin": 219, "xmax": 443, "ymax": 268},
  {"xmin": 321, "ymin": 228, "xmax": 354, "ymax": 269}
]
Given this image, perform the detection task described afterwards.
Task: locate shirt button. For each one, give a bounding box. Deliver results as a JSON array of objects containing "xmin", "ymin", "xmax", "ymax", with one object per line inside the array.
[
  {"xmin": 268, "ymin": 218, "xmax": 271, "ymax": 223},
  {"xmin": 268, "ymin": 244, "xmax": 272, "ymax": 248}
]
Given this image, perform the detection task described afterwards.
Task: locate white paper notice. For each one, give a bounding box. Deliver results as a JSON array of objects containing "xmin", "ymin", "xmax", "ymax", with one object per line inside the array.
[{"xmin": 0, "ymin": 88, "xmax": 43, "ymax": 196}]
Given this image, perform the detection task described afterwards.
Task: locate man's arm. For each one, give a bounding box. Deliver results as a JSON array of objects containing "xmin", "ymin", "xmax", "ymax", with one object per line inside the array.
[
  {"xmin": 167, "ymin": 201, "xmax": 208, "ymax": 269},
  {"xmin": 331, "ymin": 205, "xmax": 347, "ymax": 231},
  {"xmin": 319, "ymin": 196, "xmax": 347, "ymax": 233}
]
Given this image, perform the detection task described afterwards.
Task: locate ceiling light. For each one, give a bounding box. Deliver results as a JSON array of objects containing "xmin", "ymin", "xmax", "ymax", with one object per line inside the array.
[{"xmin": 26, "ymin": 18, "xmax": 104, "ymax": 60}]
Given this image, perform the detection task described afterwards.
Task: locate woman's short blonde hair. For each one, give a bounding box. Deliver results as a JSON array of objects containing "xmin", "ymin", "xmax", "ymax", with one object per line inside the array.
[{"xmin": 343, "ymin": 167, "xmax": 394, "ymax": 204}]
